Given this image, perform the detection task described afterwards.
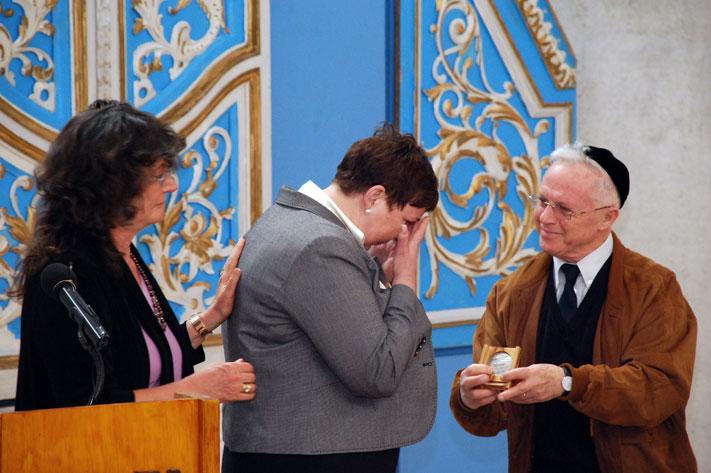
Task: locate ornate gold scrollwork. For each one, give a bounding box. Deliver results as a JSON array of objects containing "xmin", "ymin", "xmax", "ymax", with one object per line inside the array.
[
  {"xmin": 0, "ymin": 0, "xmax": 58, "ymax": 111},
  {"xmin": 0, "ymin": 168, "xmax": 35, "ymax": 330},
  {"xmin": 131, "ymin": 0, "xmax": 228, "ymax": 106},
  {"xmin": 515, "ymin": 0, "xmax": 575, "ymax": 89},
  {"xmin": 0, "ymin": 121, "xmax": 247, "ymax": 328},
  {"xmin": 139, "ymin": 125, "xmax": 235, "ymax": 314},
  {"xmin": 423, "ymin": 0, "xmax": 548, "ymax": 299}
]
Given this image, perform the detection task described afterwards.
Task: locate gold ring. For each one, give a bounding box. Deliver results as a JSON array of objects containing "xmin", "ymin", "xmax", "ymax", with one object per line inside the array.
[{"xmin": 242, "ymin": 383, "xmax": 252, "ymax": 394}]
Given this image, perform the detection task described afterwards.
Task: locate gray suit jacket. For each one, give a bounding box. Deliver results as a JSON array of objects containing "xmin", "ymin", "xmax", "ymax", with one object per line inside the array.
[{"xmin": 222, "ymin": 187, "xmax": 437, "ymax": 454}]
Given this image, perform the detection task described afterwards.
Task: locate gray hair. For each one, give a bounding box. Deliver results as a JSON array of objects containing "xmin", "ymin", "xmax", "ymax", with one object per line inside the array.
[{"xmin": 550, "ymin": 143, "xmax": 621, "ymax": 207}]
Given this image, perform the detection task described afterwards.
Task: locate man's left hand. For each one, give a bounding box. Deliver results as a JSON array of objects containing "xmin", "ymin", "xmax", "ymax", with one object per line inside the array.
[{"xmin": 496, "ymin": 364, "xmax": 566, "ymax": 404}]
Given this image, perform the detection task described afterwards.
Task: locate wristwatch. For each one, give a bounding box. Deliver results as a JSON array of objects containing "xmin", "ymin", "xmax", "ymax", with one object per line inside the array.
[{"xmin": 561, "ymin": 366, "xmax": 573, "ymax": 393}]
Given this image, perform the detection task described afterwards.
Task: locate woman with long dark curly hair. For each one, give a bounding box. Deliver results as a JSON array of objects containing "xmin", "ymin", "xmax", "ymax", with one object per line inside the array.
[{"xmin": 13, "ymin": 100, "xmax": 256, "ymax": 410}]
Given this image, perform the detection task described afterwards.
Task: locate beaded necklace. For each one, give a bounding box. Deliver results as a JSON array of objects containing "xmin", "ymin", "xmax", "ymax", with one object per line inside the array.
[{"xmin": 130, "ymin": 252, "xmax": 167, "ymax": 331}]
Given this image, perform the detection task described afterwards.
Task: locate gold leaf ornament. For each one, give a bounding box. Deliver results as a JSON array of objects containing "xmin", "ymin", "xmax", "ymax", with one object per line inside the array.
[
  {"xmin": 180, "ymin": 213, "xmax": 218, "ymax": 265},
  {"xmin": 133, "ymin": 17, "xmax": 145, "ymax": 35},
  {"xmin": 420, "ymin": 1, "xmax": 543, "ymax": 298}
]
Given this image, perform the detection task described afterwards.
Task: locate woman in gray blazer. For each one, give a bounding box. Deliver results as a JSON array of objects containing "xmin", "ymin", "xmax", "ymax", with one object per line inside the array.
[{"xmin": 222, "ymin": 124, "xmax": 439, "ymax": 473}]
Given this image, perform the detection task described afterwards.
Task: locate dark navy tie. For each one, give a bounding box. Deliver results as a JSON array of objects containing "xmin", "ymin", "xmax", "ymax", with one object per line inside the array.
[{"xmin": 559, "ymin": 264, "xmax": 580, "ymax": 321}]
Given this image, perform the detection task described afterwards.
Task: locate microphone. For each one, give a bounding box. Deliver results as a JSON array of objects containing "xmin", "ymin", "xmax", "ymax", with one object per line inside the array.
[{"xmin": 40, "ymin": 262, "xmax": 109, "ymax": 349}]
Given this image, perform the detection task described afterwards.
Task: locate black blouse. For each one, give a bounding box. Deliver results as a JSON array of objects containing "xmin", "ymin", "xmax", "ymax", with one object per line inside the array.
[{"xmin": 15, "ymin": 243, "xmax": 205, "ymax": 410}]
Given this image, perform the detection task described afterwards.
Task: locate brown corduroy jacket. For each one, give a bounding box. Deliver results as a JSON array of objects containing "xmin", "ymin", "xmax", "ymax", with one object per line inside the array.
[{"xmin": 450, "ymin": 233, "xmax": 697, "ymax": 473}]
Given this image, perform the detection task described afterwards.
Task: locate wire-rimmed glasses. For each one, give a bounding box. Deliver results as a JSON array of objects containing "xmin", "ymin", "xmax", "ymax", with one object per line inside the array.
[{"xmin": 528, "ymin": 195, "xmax": 614, "ymax": 221}]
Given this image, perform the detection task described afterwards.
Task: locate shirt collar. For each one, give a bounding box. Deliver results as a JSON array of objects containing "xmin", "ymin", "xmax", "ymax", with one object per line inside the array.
[
  {"xmin": 553, "ymin": 234, "xmax": 613, "ymax": 289},
  {"xmin": 298, "ymin": 181, "xmax": 365, "ymax": 246}
]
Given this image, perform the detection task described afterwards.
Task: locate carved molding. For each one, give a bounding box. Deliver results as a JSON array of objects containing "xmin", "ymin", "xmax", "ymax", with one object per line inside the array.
[
  {"xmin": 0, "ymin": 0, "xmax": 270, "ymax": 364},
  {"xmin": 515, "ymin": 0, "xmax": 576, "ymax": 89},
  {"xmin": 412, "ymin": 0, "xmax": 574, "ymax": 303},
  {"xmin": 478, "ymin": 0, "xmax": 573, "ymax": 145},
  {"xmin": 0, "ymin": 0, "xmax": 57, "ymax": 111},
  {"xmin": 148, "ymin": 69, "xmax": 263, "ymax": 317},
  {"xmin": 0, "ymin": 165, "xmax": 34, "ymax": 336},
  {"xmin": 419, "ymin": 1, "xmax": 544, "ymax": 299},
  {"xmin": 141, "ymin": 124, "xmax": 235, "ymax": 314},
  {"xmin": 131, "ymin": 0, "xmax": 228, "ymax": 106},
  {"xmin": 159, "ymin": 0, "xmax": 260, "ymax": 125},
  {"xmin": 96, "ymin": 0, "xmax": 115, "ymax": 99},
  {"xmin": 0, "ymin": 0, "xmax": 89, "ymax": 163}
]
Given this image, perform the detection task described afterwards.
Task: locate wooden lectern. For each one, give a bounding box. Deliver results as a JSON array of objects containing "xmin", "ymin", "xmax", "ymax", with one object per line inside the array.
[{"xmin": 0, "ymin": 398, "xmax": 220, "ymax": 473}]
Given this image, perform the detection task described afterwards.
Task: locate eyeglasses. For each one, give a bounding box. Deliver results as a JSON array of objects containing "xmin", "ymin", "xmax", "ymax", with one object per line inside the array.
[
  {"xmin": 149, "ymin": 171, "xmax": 176, "ymax": 187},
  {"xmin": 528, "ymin": 195, "xmax": 614, "ymax": 221}
]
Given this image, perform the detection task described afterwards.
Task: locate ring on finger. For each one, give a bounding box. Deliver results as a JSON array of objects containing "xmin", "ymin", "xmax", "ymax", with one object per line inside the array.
[
  {"xmin": 241, "ymin": 383, "xmax": 253, "ymax": 394},
  {"xmin": 522, "ymin": 391, "xmax": 528, "ymax": 400}
]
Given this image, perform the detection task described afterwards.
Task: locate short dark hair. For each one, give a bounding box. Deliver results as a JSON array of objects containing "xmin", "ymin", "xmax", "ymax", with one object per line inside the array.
[
  {"xmin": 333, "ymin": 123, "xmax": 438, "ymax": 210},
  {"xmin": 12, "ymin": 100, "xmax": 185, "ymax": 297}
]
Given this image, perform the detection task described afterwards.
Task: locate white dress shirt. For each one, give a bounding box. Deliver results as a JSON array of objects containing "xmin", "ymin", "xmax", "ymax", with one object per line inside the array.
[
  {"xmin": 298, "ymin": 181, "xmax": 365, "ymax": 247},
  {"xmin": 552, "ymin": 234, "xmax": 613, "ymax": 307}
]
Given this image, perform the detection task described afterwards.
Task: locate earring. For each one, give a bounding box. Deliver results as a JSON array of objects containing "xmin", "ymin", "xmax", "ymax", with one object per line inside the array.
[{"xmin": 365, "ymin": 208, "xmax": 372, "ymax": 214}]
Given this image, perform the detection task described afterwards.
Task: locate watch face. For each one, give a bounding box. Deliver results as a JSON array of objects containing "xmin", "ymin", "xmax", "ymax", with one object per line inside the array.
[
  {"xmin": 562, "ymin": 376, "xmax": 573, "ymax": 392},
  {"xmin": 489, "ymin": 352, "xmax": 514, "ymax": 376}
]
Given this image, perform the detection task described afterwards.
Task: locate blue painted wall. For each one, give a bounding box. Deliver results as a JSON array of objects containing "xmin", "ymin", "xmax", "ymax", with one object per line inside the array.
[
  {"xmin": 270, "ymin": 0, "xmax": 391, "ymax": 195},
  {"xmin": 399, "ymin": 345, "xmax": 507, "ymax": 473}
]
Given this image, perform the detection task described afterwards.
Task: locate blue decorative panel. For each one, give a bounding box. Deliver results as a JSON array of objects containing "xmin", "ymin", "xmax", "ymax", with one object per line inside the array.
[
  {"xmin": 0, "ymin": 0, "xmax": 269, "ymax": 360},
  {"xmin": 135, "ymin": 104, "xmax": 242, "ymax": 318},
  {"xmin": 0, "ymin": 0, "xmax": 75, "ymax": 127},
  {"xmin": 399, "ymin": 0, "xmax": 576, "ymax": 323},
  {"xmin": 0, "ymin": 157, "xmax": 33, "ymax": 353},
  {"xmin": 125, "ymin": 0, "xmax": 249, "ymax": 112}
]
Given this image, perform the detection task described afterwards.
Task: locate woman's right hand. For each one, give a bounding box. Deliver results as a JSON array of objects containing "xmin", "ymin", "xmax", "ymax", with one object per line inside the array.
[
  {"xmin": 183, "ymin": 359, "xmax": 256, "ymax": 402},
  {"xmin": 133, "ymin": 359, "xmax": 256, "ymax": 403},
  {"xmin": 188, "ymin": 239, "xmax": 244, "ymax": 348}
]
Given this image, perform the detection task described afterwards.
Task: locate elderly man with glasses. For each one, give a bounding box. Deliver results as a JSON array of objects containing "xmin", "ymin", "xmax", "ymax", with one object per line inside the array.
[{"xmin": 450, "ymin": 144, "xmax": 697, "ymax": 473}]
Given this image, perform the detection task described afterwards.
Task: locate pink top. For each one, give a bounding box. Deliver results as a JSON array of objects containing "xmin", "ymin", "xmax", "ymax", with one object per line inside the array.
[{"xmin": 137, "ymin": 276, "xmax": 183, "ymax": 387}]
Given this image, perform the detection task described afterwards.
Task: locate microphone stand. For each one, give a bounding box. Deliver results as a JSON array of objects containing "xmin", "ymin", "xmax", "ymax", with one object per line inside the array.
[
  {"xmin": 68, "ymin": 307, "xmax": 107, "ymax": 406},
  {"xmin": 42, "ymin": 263, "xmax": 110, "ymax": 406}
]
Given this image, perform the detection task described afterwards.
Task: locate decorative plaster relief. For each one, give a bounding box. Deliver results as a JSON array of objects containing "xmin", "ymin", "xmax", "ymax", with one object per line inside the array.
[
  {"xmin": 515, "ymin": 0, "xmax": 575, "ymax": 89},
  {"xmin": 423, "ymin": 0, "xmax": 543, "ymax": 299},
  {"xmin": 140, "ymin": 124, "xmax": 235, "ymax": 315},
  {"xmin": 0, "ymin": 163, "xmax": 34, "ymax": 341},
  {"xmin": 131, "ymin": 0, "xmax": 227, "ymax": 106},
  {"xmin": 0, "ymin": 0, "xmax": 57, "ymax": 111}
]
